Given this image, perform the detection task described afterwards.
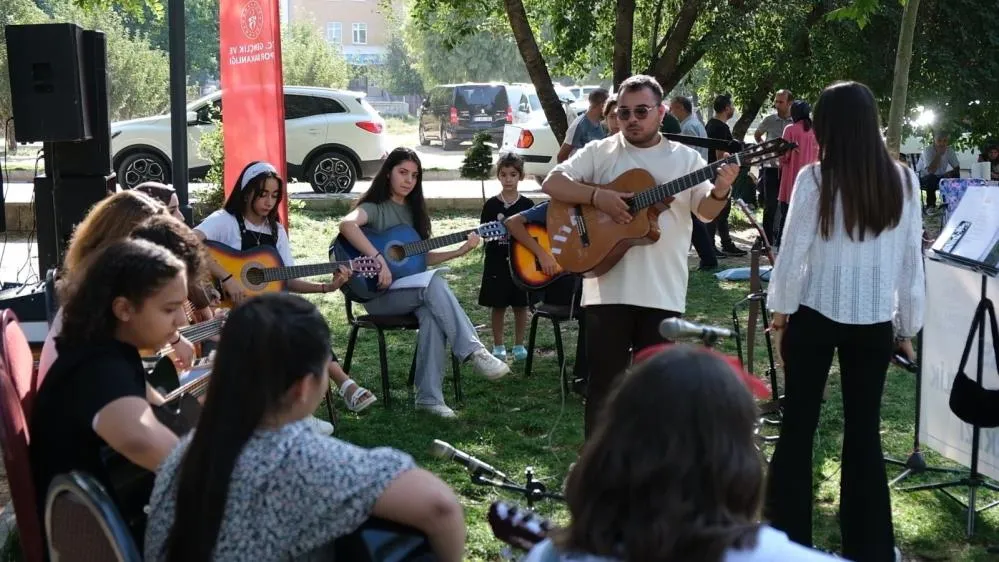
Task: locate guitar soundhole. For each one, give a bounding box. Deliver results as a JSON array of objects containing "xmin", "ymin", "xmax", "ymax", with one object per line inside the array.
[
  {"xmin": 385, "ymin": 244, "xmax": 405, "ymax": 262},
  {"xmin": 245, "ymin": 268, "xmax": 265, "ymax": 285}
]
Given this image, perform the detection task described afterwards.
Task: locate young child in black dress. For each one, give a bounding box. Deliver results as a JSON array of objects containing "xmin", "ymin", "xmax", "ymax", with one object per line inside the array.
[{"xmin": 478, "ymin": 153, "xmax": 534, "ymax": 361}]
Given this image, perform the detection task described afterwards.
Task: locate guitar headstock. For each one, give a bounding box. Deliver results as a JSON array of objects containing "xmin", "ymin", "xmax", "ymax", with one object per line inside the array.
[
  {"xmin": 349, "ymin": 256, "xmax": 383, "ymax": 278},
  {"xmin": 487, "ymin": 500, "xmax": 552, "ymax": 552},
  {"xmin": 477, "ymin": 221, "xmax": 509, "ymax": 242},
  {"xmin": 730, "ymin": 138, "xmax": 798, "ymax": 168}
]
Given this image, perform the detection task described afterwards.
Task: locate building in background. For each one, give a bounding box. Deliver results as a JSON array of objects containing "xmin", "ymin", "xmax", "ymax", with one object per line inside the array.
[{"xmin": 289, "ymin": 0, "xmax": 400, "ymax": 66}]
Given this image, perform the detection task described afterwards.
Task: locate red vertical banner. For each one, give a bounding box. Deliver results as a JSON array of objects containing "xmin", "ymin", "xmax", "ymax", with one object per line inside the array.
[{"xmin": 219, "ymin": 0, "xmax": 289, "ymax": 226}]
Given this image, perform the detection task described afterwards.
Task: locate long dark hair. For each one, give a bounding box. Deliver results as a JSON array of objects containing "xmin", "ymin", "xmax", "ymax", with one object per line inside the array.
[
  {"xmin": 223, "ymin": 161, "xmax": 284, "ymax": 238},
  {"xmin": 556, "ymin": 345, "xmax": 763, "ymax": 561},
  {"xmin": 790, "ymin": 100, "xmax": 812, "ymax": 132},
  {"xmin": 130, "ymin": 214, "xmax": 209, "ymax": 292},
  {"xmin": 813, "ymin": 81, "xmax": 904, "ymax": 241},
  {"xmin": 164, "ymin": 293, "xmax": 332, "ymax": 562},
  {"xmin": 353, "ymin": 147, "xmax": 431, "ymax": 239},
  {"xmin": 60, "ymin": 239, "xmax": 186, "ymax": 348}
]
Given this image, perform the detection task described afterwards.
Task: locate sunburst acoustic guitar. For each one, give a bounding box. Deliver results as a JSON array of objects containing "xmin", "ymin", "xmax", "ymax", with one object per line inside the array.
[
  {"xmin": 546, "ymin": 138, "xmax": 795, "ymax": 276},
  {"xmin": 205, "ymin": 241, "xmax": 381, "ymax": 308},
  {"xmin": 508, "ymin": 222, "xmax": 568, "ymax": 291}
]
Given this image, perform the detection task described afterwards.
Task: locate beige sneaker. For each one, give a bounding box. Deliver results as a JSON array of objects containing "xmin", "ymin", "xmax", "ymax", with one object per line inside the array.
[
  {"xmin": 416, "ymin": 403, "xmax": 457, "ymax": 418},
  {"xmin": 468, "ymin": 348, "xmax": 511, "ymax": 380}
]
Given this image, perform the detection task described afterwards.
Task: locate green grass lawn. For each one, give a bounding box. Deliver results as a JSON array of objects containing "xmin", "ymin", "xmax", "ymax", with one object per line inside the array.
[{"xmin": 290, "ymin": 208, "xmax": 999, "ymax": 561}]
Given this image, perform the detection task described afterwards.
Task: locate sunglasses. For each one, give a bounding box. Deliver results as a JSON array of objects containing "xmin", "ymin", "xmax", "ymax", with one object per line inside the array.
[{"xmin": 615, "ymin": 105, "xmax": 655, "ymax": 120}]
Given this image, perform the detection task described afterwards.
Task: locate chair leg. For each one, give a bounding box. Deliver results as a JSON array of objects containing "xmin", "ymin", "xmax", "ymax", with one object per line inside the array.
[
  {"xmin": 525, "ymin": 312, "xmax": 542, "ymax": 377},
  {"xmin": 376, "ymin": 329, "xmax": 392, "ymax": 408},
  {"xmin": 343, "ymin": 325, "xmax": 360, "ymax": 374},
  {"xmin": 552, "ymin": 319, "xmax": 567, "ymax": 393},
  {"xmin": 451, "ymin": 355, "xmax": 463, "ymax": 404},
  {"xmin": 324, "ymin": 387, "xmax": 339, "ymax": 430},
  {"xmin": 408, "ymin": 341, "xmax": 418, "ymax": 388}
]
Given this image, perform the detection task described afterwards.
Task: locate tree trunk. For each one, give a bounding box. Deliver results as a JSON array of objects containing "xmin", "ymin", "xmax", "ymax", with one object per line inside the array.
[
  {"xmin": 613, "ymin": 0, "xmax": 636, "ymax": 91},
  {"xmin": 647, "ymin": 0, "xmax": 703, "ymax": 90},
  {"xmin": 732, "ymin": 77, "xmax": 776, "ymax": 142},
  {"xmin": 503, "ymin": 0, "xmax": 569, "ymax": 143},
  {"xmin": 885, "ymin": 0, "xmax": 921, "ymax": 158}
]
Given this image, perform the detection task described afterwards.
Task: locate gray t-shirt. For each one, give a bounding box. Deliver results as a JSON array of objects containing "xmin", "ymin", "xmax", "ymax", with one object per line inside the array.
[
  {"xmin": 757, "ymin": 114, "xmax": 793, "ymax": 168},
  {"xmin": 569, "ymin": 115, "xmax": 606, "ymax": 149},
  {"xmin": 360, "ymin": 200, "xmax": 414, "ymax": 232},
  {"xmin": 144, "ymin": 420, "xmax": 415, "ymax": 562}
]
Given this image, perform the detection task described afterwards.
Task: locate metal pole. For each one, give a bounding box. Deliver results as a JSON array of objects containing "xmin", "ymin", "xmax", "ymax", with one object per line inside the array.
[{"xmin": 168, "ymin": 0, "xmax": 191, "ymax": 224}]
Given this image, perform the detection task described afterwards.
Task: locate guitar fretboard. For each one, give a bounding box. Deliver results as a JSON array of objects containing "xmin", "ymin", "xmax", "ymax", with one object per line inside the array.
[
  {"xmin": 400, "ymin": 229, "xmax": 476, "ymax": 258},
  {"xmin": 629, "ymin": 154, "xmax": 739, "ymax": 212},
  {"xmin": 260, "ymin": 261, "xmax": 350, "ymax": 282},
  {"xmin": 176, "ymin": 316, "xmax": 225, "ymax": 345}
]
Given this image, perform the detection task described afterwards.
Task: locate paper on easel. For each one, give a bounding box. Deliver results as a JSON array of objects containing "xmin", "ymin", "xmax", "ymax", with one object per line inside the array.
[
  {"xmin": 972, "ymin": 162, "xmax": 992, "ymax": 180},
  {"xmin": 931, "ymin": 184, "xmax": 999, "ymax": 272},
  {"xmin": 388, "ymin": 268, "xmax": 449, "ymax": 291}
]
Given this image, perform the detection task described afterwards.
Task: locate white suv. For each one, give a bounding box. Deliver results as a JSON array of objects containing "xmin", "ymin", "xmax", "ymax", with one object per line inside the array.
[{"xmin": 110, "ymin": 86, "xmax": 389, "ymax": 193}]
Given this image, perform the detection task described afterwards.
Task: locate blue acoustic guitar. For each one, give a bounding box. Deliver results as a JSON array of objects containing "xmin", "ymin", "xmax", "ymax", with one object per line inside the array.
[{"xmin": 329, "ymin": 221, "xmax": 508, "ymax": 302}]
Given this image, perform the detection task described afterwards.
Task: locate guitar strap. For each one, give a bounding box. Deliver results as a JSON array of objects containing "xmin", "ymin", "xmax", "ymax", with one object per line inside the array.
[{"xmin": 235, "ymin": 213, "xmax": 278, "ymax": 252}]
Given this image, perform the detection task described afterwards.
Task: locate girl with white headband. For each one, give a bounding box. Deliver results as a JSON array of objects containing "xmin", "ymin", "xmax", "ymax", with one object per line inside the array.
[{"xmin": 194, "ymin": 161, "xmax": 378, "ymax": 434}]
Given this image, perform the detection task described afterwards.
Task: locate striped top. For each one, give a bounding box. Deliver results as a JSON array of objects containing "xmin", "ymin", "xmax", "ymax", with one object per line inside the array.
[{"xmin": 767, "ymin": 163, "xmax": 925, "ymax": 337}]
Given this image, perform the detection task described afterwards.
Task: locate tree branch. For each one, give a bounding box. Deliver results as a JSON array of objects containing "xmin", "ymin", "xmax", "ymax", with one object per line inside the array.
[
  {"xmin": 613, "ymin": 0, "xmax": 636, "ymax": 90},
  {"xmin": 648, "ymin": 0, "xmax": 703, "ymax": 83}
]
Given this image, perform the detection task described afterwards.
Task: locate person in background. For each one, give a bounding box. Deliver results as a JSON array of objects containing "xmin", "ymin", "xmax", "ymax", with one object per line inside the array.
[
  {"xmin": 145, "ymin": 293, "xmax": 466, "ymax": 562},
  {"xmin": 705, "ymin": 93, "xmax": 747, "ymax": 257},
  {"xmin": 765, "ymin": 81, "xmax": 923, "ymax": 562},
  {"xmin": 775, "ymin": 100, "xmax": 819, "ymax": 249},
  {"xmin": 523, "ymin": 345, "xmax": 837, "ymax": 562},
  {"xmin": 979, "ymin": 143, "xmax": 999, "ymax": 181},
  {"xmin": 754, "ymin": 89, "xmax": 794, "ymax": 245},
  {"xmin": 478, "ymin": 153, "xmax": 535, "ymax": 361},
  {"xmin": 670, "ymin": 95, "xmax": 719, "ymax": 271},
  {"xmin": 134, "ymin": 182, "xmax": 184, "ymax": 222},
  {"xmin": 557, "ymin": 88, "xmax": 610, "ymax": 163},
  {"xmin": 603, "ymin": 96, "xmax": 620, "ymax": 135},
  {"xmin": 917, "ymin": 131, "xmax": 961, "ymax": 213}
]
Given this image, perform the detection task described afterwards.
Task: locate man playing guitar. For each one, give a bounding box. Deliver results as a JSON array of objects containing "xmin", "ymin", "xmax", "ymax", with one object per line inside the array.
[{"xmin": 541, "ymin": 74, "xmax": 739, "ymax": 436}]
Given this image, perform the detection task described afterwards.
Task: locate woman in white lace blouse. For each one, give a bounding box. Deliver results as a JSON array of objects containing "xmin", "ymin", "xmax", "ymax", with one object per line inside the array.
[{"xmin": 764, "ymin": 81, "xmax": 924, "ymax": 562}]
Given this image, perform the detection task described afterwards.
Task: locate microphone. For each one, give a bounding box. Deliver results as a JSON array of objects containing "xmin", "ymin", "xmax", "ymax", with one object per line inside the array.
[
  {"xmin": 431, "ymin": 439, "xmax": 513, "ymax": 483},
  {"xmin": 659, "ymin": 318, "xmax": 733, "ymax": 341}
]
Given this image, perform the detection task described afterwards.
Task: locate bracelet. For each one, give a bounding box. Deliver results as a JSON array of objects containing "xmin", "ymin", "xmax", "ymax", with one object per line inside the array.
[
  {"xmin": 220, "ymin": 273, "xmax": 233, "ymax": 283},
  {"xmin": 321, "ymin": 283, "xmax": 327, "ymax": 294},
  {"xmin": 709, "ymin": 187, "xmax": 732, "ymax": 202},
  {"xmin": 170, "ymin": 335, "xmax": 181, "ymax": 345},
  {"xmin": 590, "ymin": 187, "xmax": 599, "ymax": 205}
]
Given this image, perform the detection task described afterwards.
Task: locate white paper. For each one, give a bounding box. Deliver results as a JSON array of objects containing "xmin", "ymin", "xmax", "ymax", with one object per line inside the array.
[
  {"xmin": 387, "ymin": 268, "xmax": 449, "ymax": 291},
  {"xmin": 932, "ymin": 184, "xmax": 999, "ymax": 265}
]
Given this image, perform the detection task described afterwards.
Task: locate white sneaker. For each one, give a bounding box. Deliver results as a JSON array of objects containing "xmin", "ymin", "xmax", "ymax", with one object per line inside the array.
[
  {"xmin": 468, "ymin": 348, "xmax": 511, "ymax": 380},
  {"xmin": 416, "ymin": 403, "xmax": 457, "ymax": 418},
  {"xmin": 306, "ymin": 415, "xmax": 335, "ymax": 436}
]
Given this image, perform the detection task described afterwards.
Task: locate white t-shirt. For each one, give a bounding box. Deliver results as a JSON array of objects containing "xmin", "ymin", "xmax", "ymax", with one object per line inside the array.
[
  {"xmin": 524, "ymin": 526, "xmax": 841, "ymax": 562},
  {"xmin": 548, "ymin": 134, "xmax": 712, "ymax": 312},
  {"xmin": 195, "ymin": 210, "xmax": 295, "ymax": 266}
]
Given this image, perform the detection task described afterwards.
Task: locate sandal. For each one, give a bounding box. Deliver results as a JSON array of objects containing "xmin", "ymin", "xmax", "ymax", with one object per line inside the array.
[{"xmin": 339, "ymin": 379, "xmax": 377, "ymax": 412}]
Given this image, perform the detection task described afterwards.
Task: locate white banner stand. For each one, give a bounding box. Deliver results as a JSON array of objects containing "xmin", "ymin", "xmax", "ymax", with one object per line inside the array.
[{"xmin": 910, "ymin": 258, "xmax": 999, "ymax": 536}]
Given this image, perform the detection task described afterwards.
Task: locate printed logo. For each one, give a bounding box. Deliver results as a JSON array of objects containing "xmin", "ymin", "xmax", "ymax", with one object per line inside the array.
[{"xmin": 240, "ymin": 0, "xmax": 265, "ymax": 40}]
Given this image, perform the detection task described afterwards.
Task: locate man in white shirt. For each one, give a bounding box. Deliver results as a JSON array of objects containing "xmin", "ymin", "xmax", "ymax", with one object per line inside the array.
[
  {"xmin": 542, "ymin": 75, "xmax": 739, "ymax": 436},
  {"xmin": 917, "ymin": 131, "xmax": 961, "ymax": 211},
  {"xmin": 670, "ymin": 95, "xmax": 719, "ymax": 271}
]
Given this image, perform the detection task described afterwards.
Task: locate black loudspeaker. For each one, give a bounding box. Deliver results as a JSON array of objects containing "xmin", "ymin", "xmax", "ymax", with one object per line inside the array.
[
  {"xmin": 5, "ymin": 23, "xmax": 92, "ymax": 143},
  {"xmin": 33, "ymin": 175, "xmax": 114, "ymax": 274},
  {"xmin": 50, "ymin": 29, "xmax": 113, "ymax": 177}
]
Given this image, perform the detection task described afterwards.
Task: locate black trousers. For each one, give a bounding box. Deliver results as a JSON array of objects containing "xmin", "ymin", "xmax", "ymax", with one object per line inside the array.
[
  {"xmin": 775, "ymin": 201, "xmax": 790, "ymax": 248},
  {"xmin": 758, "ymin": 168, "xmax": 780, "ymax": 246},
  {"xmin": 583, "ymin": 304, "xmax": 680, "ymax": 436},
  {"xmin": 764, "ymin": 306, "xmax": 895, "ymax": 562},
  {"xmin": 707, "ymin": 199, "xmax": 735, "ymax": 248},
  {"xmin": 920, "ymin": 173, "xmax": 941, "ymax": 208},
  {"xmin": 690, "ymin": 214, "xmax": 718, "ymax": 267}
]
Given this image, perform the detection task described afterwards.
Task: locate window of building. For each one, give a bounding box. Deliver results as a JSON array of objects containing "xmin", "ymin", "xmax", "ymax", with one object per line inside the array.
[
  {"xmin": 326, "ymin": 22, "xmax": 342, "ymax": 44},
  {"xmin": 352, "ymin": 23, "xmax": 367, "ymax": 45}
]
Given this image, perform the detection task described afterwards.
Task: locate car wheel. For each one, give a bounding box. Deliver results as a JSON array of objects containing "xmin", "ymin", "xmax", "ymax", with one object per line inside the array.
[
  {"xmin": 440, "ymin": 125, "xmax": 458, "ymax": 151},
  {"xmin": 117, "ymin": 152, "xmax": 169, "ymax": 189},
  {"xmin": 308, "ymin": 151, "xmax": 357, "ymax": 194},
  {"xmin": 418, "ymin": 123, "xmax": 430, "ymax": 146}
]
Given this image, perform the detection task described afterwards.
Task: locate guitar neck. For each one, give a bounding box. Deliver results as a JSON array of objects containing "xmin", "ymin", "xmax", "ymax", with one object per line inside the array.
[
  {"xmin": 258, "ymin": 260, "xmax": 352, "ymax": 283},
  {"xmin": 178, "ymin": 317, "xmax": 224, "ymax": 345},
  {"xmin": 630, "ymin": 159, "xmax": 732, "ymax": 212},
  {"xmin": 399, "ymin": 229, "xmax": 475, "ymax": 258},
  {"xmin": 163, "ymin": 368, "xmax": 211, "ymax": 403}
]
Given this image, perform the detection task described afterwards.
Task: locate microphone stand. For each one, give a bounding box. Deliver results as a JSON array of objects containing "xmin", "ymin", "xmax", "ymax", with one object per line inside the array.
[{"xmin": 469, "ymin": 466, "xmax": 565, "ymax": 509}]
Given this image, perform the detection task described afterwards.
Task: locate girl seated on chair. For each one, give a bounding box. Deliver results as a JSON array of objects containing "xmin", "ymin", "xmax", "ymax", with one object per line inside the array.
[
  {"xmin": 144, "ymin": 293, "xmax": 466, "ymax": 562},
  {"xmin": 39, "ymin": 191, "xmax": 200, "ymax": 377},
  {"xmin": 337, "ymin": 147, "xmax": 510, "ymax": 418},
  {"xmin": 30, "ymin": 239, "xmax": 189, "ymax": 538},
  {"xmin": 193, "ymin": 161, "xmax": 376, "ymax": 429},
  {"xmin": 524, "ymin": 344, "xmax": 836, "ymax": 562}
]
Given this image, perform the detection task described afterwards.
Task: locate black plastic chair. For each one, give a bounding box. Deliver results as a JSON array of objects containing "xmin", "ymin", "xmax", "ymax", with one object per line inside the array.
[
  {"xmin": 342, "ymin": 299, "xmax": 461, "ymax": 408},
  {"xmin": 45, "ymin": 471, "xmax": 142, "ymax": 562}
]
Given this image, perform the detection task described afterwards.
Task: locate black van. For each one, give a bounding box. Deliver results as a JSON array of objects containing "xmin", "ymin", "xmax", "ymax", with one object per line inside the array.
[{"xmin": 417, "ymin": 83, "xmax": 512, "ymax": 150}]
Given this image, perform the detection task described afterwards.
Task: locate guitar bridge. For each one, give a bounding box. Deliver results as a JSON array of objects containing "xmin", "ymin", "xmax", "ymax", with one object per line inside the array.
[{"xmin": 572, "ymin": 206, "xmax": 590, "ymax": 248}]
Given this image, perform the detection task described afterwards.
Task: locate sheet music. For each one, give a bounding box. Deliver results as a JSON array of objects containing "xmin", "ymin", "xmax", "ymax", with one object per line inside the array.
[
  {"xmin": 388, "ymin": 268, "xmax": 449, "ymax": 291},
  {"xmin": 932, "ymin": 184, "xmax": 999, "ymax": 268}
]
